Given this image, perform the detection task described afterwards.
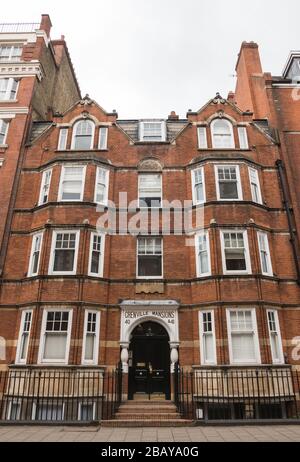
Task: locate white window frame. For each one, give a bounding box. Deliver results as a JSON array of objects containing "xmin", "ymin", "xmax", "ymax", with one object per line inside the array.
[
  {"xmin": 98, "ymin": 127, "xmax": 108, "ymax": 150},
  {"xmin": 71, "ymin": 119, "xmax": 95, "ymax": 150},
  {"xmin": 198, "ymin": 310, "xmax": 217, "ymax": 365},
  {"xmin": 38, "ymin": 168, "xmax": 52, "ymax": 206},
  {"xmin": 211, "ymin": 119, "xmax": 235, "ymax": 149},
  {"xmin": 137, "ymin": 237, "xmax": 163, "ymax": 279},
  {"xmin": 94, "ymin": 167, "xmax": 109, "ymax": 205},
  {"xmin": 138, "ymin": 173, "xmax": 162, "ymax": 208},
  {"xmin": 197, "ymin": 126, "xmax": 208, "ymax": 149},
  {"xmin": 238, "ymin": 126, "xmax": 249, "ymax": 149},
  {"xmin": 215, "ymin": 164, "xmax": 243, "ymax": 201},
  {"xmin": 226, "ymin": 308, "xmax": 261, "ymax": 365},
  {"xmin": 38, "ymin": 308, "xmax": 73, "ymax": 364},
  {"xmin": 48, "ymin": 230, "xmax": 80, "ymax": 275},
  {"xmin": 88, "ymin": 232, "xmax": 105, "ymax": 277},
  {"xmin": 58, "ymin": 165, "xmax": 86, "ymax": 202},
  {"xmin": 248, "ymin": 167, "xmax": 262, "ymax": 204},
  {"xmin": 0, "ymin": 77, "xmax": 19, "ymax": 101},
  {"xmin": 257, "ymin": 231, "xmax": 273, "ymax": 276},
  {"xmin": 28, "ymin": 232, "xmax": 43, "ymax": 277},
  {"xmin": 32, "ymin": 401, "xmax": 65, "ymax": 421},
  {"xmin": 81, "ymin": 310, "xmax": 100, "ymax": 365},
  {"xmin": 195, "ymin": 231, "xmax": 211, "ymax": 277},
  {"xmin": 0, "ymin": 119, "xmax": 9, "ymax": 145},
  {"xmin": 15, "ymin": 310, "xmax": 33, "ymax": 364},
  {"xmin": 57, "ymin": 128, "xmax": 68, "ymax": 151},
  {"xmin": 220, "ymin": 229, "xmax": 252, "ymax": 275},
  {"xmin": 78, "ymin": 401, "xmax": 96, "ymax": 421},
  {"xmin": 0, "ymin": 44, "xmax": 23, "ymax": 62},
  {"xmin": 267, "ymin": 310, "xmax": 284, "ymax": 364},
  {"xmin": 139, "ymin": 120, "xmax": 166, "ymax": 142},
  {"xmin": 191, "ymin": 167, "xmax": 206, "ymax": 205}
]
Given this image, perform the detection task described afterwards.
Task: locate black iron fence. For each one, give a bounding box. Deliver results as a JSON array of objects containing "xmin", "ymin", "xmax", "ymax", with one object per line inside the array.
[
  {"xmin": 0, "ymin": 365, "xmax": 122, "ymax": 423},
  {"xmin": 174, "ymin": 366, "xmax": 300, "ymax": 422}
]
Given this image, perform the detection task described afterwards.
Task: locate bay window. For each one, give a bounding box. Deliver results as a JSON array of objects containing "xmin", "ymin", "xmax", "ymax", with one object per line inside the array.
[
  {"xmin": 39, "ymin": 310, "xmax": 72, "ymax": 364},
  {"xmin": 0, "ymin": 44, "xmax": 22, "ymax": 61},
  {"xmin": 49, "ymin": 230, "xmax": 79, "ymax": 275},
  {"xmin": 137, "ymin": 237, "xmax": 163, "ymax": 278},
  {"xmin": 227, "ymin": 309, "xmax": 261, "ymax": 364}
]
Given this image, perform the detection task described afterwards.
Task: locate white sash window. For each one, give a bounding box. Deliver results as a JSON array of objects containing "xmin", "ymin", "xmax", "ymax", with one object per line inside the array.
[
  {"xmin": 257, "ymin": 232, "xmax": 273, "ymax": 276},
  {"xmin": 221, "ymin": 230, "xmax": 251, "ymax": 274},
  {"xmin": 16, "ymin": 310, "xmax": 33, "ymax": 364},
  {"xmin": 267, "ymin": 310, "xmax": 284, "ymax": 364},
  {"xmin": 49, "ymin": 230, "xmax": 80, "ymax": 275},
  {"xmin": 238, "ymin": 126, "xmax": 249, "ymax": 149},
  {"xmin": 215, "ymin": 165, "xmax": 242, "ymax": 200},
  {"xmin": 138, "ymin": 174, "xmax": 162, "ymax": 208},
  {"xmin": 0, "ymin": 78, "xmax": 18, "ymax": 100},
  {"xmin": 82, "ymin": 311, "xmax": 100, "ymax": 364},
  {"xmin": 0, "ymin": 44, "xmax": 22, "ymax": 61},
  {"xmin": 137, "ymin": 237, "xmax": 163, "ymax": 278},
  {"xmin": 199, "ymin": 311, "xmax": 217, "ymax": 365},
  {"xmin": 195, "ymin": 232, "xmax": 211, "ymax": 277},
  {"xmin": 28, "ymin": 233, "xmax": 43, "ymax": 277},
  {"xmin": 94, "ymin": 167, "xmax": 109, "ymax": 205},
  {"xmin": 39, "ymin": 310, "xmax": 72, "ymax": 364},
  {"xmin": 0, "ymin": 120, "xmax": 9, "ymax": 145},
  {"xmin": 88, "ymin": 232, "xmax": 104, "ymax": 277},
  {"xmin": 59, "ymin": 165, "xmax": 86, "ymax": 201},
  {"xmin": 227, "ymin": 309, "xmax": 261, "ymax": 364},
  {"xmin": 249, "ymin": 167, "xmax": 262, "ymax": 204},
  {"xmin": 71, "ymin": 120, "xmax": 94, "ymax": 150},
  {"xmin": 197, "ymin": 126, "xmax": 208, "ymax": 149},
  {"xmin": 98, "ymin": 127, "xmax": 108, "ymax": 150},
  {"xmin": 211, "ymin": 119, "xmax": 235, "ymax": 149},
  {"xmin": 57, "ymin": 128, "xmax": 68, "ymax": 150},
  {"xmin": 39, "ymin": 169, "xmax": 52, "ymax": 205},
  {"xmin": 192, "ymin": 168, "xmax": 205, "ymax": 205}
]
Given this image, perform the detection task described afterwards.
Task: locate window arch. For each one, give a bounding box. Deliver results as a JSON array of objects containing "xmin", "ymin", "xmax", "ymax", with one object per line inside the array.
[
  {"xmin": 211, "ymin": 118, "xmax": 235, "ymax": 149},
  {"xmin": 71, "ymin": 119, "xmax": 95, "ymax": 150}
]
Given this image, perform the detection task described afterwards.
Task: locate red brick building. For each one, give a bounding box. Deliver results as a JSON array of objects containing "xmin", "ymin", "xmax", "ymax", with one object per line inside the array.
[{"xmin": 0, "ymin": 19, "xmax": 299, "ymax": 423}]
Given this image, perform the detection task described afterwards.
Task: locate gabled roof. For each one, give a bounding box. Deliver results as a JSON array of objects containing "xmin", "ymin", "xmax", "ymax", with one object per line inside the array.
[
  {"xmin": 55, "ymin": 94, "xmax": 118, "ymax": 118},
  {"xmin": 188, "ymin": 93, "xmax": 252, "ymax": 117}
]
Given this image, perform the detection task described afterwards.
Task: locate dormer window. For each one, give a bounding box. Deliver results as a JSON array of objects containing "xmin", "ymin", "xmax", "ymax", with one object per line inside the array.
[
  {"xmin": 211, "ymin": 119, "xmax": 235, "ymax": 149},
  {"xmin": 285, "ymin": 56, "xmax": 300, "ymax": 82},
  {"xmin": 71, "ymin": 120, "xmax": 95, "ymax": 150},
  {"xmin": 139, "ymin": 121, "xmax": 166, "ymax": 142}
]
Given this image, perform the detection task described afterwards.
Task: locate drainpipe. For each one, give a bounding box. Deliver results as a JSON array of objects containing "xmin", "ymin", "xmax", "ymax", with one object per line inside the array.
[{"xmin": 276, "ymin": 159, "xmax": 300, "ymax": 285}]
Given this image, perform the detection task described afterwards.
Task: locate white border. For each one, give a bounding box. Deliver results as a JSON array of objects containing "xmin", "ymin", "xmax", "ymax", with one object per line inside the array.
[
  {"xmin": 38, "ymin": 168, "xmax": 52, "ymax": 206},
  {"xmin": 38, "ymin": 308, "xmax": 73, "ymax": 364},
  {"xmin": 81, "ymin": 310, "xmax": 101, "ymax": 365},
  {"xmin": 214, "ymin": 164, "xmax": 243, "ymax": 201},
  {"xmin": 220, "ymin": 229, "xmax": 252, "ymax": 275},
  {"xmin": 58, "ymin": 165, "xmax": 86, "ymax": 202},
  {"xmin": 226, "ymin": 307, "xmax": 261, "ymax": 365},
  {"xmin": 191, "ymin": 167, "xmax": 206, "ymax": 205},
  {"xmin": 15, "ymin": 309, "xmax": 33, "ymax": 364},
  {"xmin": 198, "ymin": 310, "xmax": 217, "ymax": 365},
  {"xmin": 48, "ymin": 230, "xmax": 80, "ymax": 275},
  {"xmin": 257, "ymin": 231, "xmax": 273, "ymax": 276},
  {"xmin": 71, "ymin": 119, "xmax": 95, "ymax": 150},
  {"xmin": 27, "ymin": 232, "xmax": 44, "ymax": 277},
  {"xmin": 266, "ymin": 309, "xmax": 284, "ymax": 364},
  {"xmin": 88, "ymin": 232, "xmax": 105, "ymax": 277},
  {"xmin": 195, "ymin": 231, "xmax": 211, "ymax": 277}
]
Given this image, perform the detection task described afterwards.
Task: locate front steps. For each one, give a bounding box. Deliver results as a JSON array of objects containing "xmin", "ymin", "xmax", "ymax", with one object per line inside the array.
[{"xmin": 102, "ymin": 400, "xmax": 193, "ymax": 427}]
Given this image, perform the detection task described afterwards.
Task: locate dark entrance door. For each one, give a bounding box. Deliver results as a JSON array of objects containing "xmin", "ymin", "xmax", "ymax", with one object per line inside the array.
[{"xmin": 128, "ymin": 321, "xmax": 170, "ymax": 400}]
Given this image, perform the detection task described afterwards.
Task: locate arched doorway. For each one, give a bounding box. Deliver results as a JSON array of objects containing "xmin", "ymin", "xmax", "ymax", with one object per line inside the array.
[{"xmin": 128, "ymin": 321, "xmax": 170, "ymax": 400}]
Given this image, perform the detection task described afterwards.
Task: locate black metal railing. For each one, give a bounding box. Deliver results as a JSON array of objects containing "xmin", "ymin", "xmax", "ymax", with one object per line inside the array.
[
  {"xmin": 0, "ymin": 364, "xmax": 123, "ymax": 423},
  {"xmin": 174, "ymin": 365, "xmax": 300, "ymax": 422}
]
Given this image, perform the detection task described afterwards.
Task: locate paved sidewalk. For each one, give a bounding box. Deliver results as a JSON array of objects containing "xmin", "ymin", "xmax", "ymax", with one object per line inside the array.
[{"xmin": 0, "ymin": 425, "xmax": 300, "ymax": 442}]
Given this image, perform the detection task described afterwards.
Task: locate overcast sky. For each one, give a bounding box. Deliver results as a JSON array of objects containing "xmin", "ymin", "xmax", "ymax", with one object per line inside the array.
[{"xmin": 2, "ymin": 0, "xmax": 300, "ymax": 118}]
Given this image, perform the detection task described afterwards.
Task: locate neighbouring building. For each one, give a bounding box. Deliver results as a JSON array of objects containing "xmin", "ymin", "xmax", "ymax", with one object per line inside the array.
[{"xmin": 0, "ymin": 18, "xmax": 299, "ymax": 424}]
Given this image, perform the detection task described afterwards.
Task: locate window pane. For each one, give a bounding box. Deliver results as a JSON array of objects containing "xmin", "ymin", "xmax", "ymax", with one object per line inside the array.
[
  {"xmin": 232, "ymin": 333, "xmax": 255, "ymax": 361},
  {"xmin": 203, "ymin": 334, "xmax": 214, "ymax": 362},
  {"xmin": 84, "ymin": 334, "xmax": 95, "ymax": 360},
  {"xmin": 225, "ymin": 249, "xmax": 246, "ymax": 271},
  {"xmin": 36, "ymin": 404, "xmax": 64, "ymax": 421},
  {"xmin": 44, "ymin": 333, "xmax": 67, "ymax": 360},
  {"xmin": 138, "ymin": 256, "xmax": 162, "ymax": 277},
  {"xmin": 80, "ymin": 403, "xmax": 94, "ymax": 421},
  {"xmin": 219, "ymin": 181, "xmax": 238, "ymax": 199},
  {"xmin": 53, "ymin": 249, "xmax": 75, "ymax": 272},
  {"xmin": 91, "ymin": 251, "xmax": 100, "ymax": 274}
]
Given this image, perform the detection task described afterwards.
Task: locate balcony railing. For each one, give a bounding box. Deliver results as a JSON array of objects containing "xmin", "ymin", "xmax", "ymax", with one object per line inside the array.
[{"xmin": 0, "ymin": 23, "xmax": 40, "ymax": 33}]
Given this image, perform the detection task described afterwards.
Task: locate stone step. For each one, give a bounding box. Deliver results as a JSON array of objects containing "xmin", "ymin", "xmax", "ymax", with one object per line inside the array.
[
  {"xmin": 121, "ymin": 400, "xmax": 174, "ymax": 406},
  {"xmin": 117, "ymin": 407, "xmax": 178, "ymax": 414},
  {"xmin": 101, "ymin": 419, "xmax": 194, "ymax": 428},
  {"xmin": 115, "ymin": 413, "xmax": 181, "ymax": 420}
]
